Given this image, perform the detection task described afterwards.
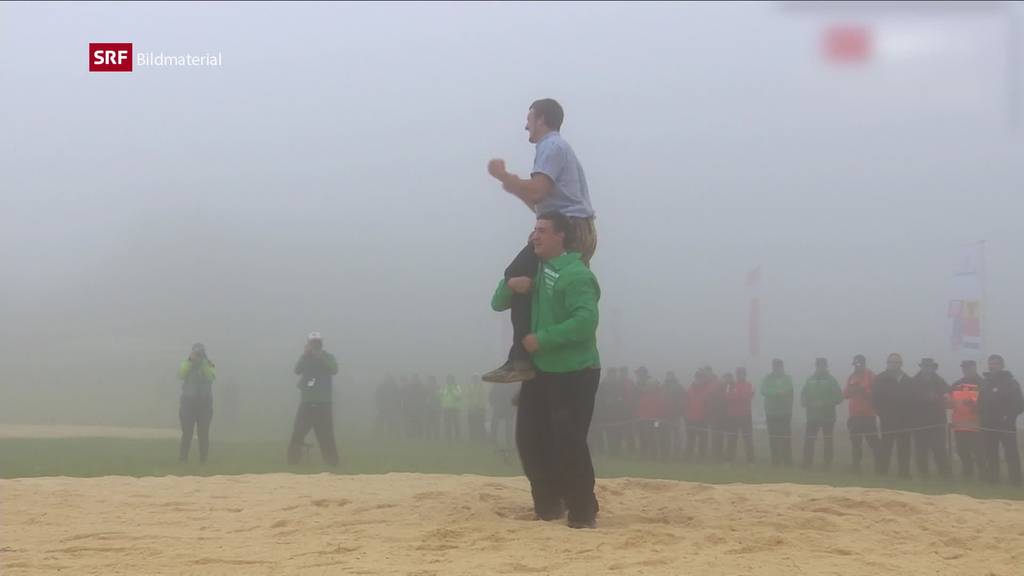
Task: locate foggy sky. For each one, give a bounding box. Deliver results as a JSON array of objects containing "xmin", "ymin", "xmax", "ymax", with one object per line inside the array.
[{"xmin": 1, "ymin": 1, "xmax": 1022, "ymax": 427}]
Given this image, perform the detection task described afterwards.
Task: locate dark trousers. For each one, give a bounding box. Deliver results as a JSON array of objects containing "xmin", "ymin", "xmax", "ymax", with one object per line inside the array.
[
  {"xmin": 803, "ymin": 419, "xmax": 836, "ymax": 468},
  {"xmin": 444, "ymin": 408, "xmax": 462, "ymax": 442},
  {"xmin": 667, "ymin": 416, "xmax": 684, "ymax": 457},
  {"xmin": 878, "ymin": 424, "xmax": 912, "ymax": 477},
  {"xmin": 505, "ymin": 243, "xmax": 538, "ymax": 363},
  {"xmin": 954, "ymin": 430, "xmax": 983, "ymax": 479},
  {"xmin": 288, "ymin": 402, "xmax": 339, "ymax": 466},
  {"xmin": 179, "ymin": 395, "xmax": 213, "ymax": 462},
  {"xmin": 516, "ymin": 368, "xmax": 600, "ymax": 521},
  {"xmin": 710, "ymin": 419, "xmax": 727, "ymax": 461},
  {"xmin": 725, "ymin": 415, "xmax": 754, "ymax": 463},
  {"xmin": 425, "ymin": 409, "xmax": 441, "ymax": 441},
  {"xmin": 684, "ymin": 422, "xmax": 709, "ymax": 461},
  {"xmin": 467, "ymin": 407, "xmax": 486, "ymax": 443},
  {"xmin": 638, "ymin": 421, "xmax": 671, "ymax": 460},
  {"xmin": 491, "ymin": 413, "xmax": 515, "ymax": 447},
  {"xmin": 604, "ymin": 422, "xmax": 630, "ymax": 457},
  {"xmin": 848, "ymin": 415, "xmax": 880, "ymax": 470},
  {"xmin": 982, "ymin": 428, "xmax": 1022, "ymax": 485},
  {"xmin": 766, "ymin": 415, "xmax": 792, "ymax": 466},
  {"xmin": 914, "ymin": 424, "xmax": 951, "ymax": 478},
  {"xmin": 587, "ymin": 420, "xmax": 608, "ymax": 455}
]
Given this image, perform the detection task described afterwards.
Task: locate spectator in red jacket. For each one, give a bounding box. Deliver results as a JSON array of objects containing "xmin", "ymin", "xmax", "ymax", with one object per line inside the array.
[
  {"xmin": 725, "ymin": 367, "xmax": 755, "ymax": 464},
  {"xmin": 636, "ymin": 378, "xmax": 669, "ymax": 460},
  {"xmin": 684, "ymin": 369, "xmax": 712, "ymax": 461},
  {"xmin": 707, "ymin": 369, "xmax": 729, "ymax": 461},
  {"xmin": 664, "ymin": 371, "xmax": 687, "ymax": 459},
  {"xmin": 844, "ymin": 354, "xmax": 879, "ymax": 474},
  {"xmin": 621, "ymin": 367, "xmax": 639, "ymax": 454}
]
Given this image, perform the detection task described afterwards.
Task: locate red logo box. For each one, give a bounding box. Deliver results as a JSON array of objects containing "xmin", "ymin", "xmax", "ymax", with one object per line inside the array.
[{"xmin": 89, "ymin": 43, "xmax": 133, "ymax": 72}]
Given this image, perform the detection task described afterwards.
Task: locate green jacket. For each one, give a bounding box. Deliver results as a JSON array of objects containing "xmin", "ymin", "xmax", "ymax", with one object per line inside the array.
[
  {"xmin": 294, "ymin": 352, "xmax": 338, "ymax": 404},
  {"xmin": 801, "ymin": 372, "xmax": 844, "ymax": 421},
  {"xmin": 760, "ymin": 373, "xmax": 794, "ymax": 417},
  {"xmin": 441, "ymin": 382, "xmax": 463, "ymax": 410},
  {"xmin": 178, "ymin": 359, "xmax": 216, "ymax": 398},
  {"xmin": 491, "ymin": 252, "xmax": 600, "ymax": 373}
]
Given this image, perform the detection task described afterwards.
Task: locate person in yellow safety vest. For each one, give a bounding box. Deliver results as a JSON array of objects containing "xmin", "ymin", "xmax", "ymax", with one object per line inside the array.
[
  {"xmin": 441, "ymin": 375, "xmax": 464, "ymax": 443},
  {"xmin": 949, "ymin": 359, "xmax": 984, "ymax": 480}
]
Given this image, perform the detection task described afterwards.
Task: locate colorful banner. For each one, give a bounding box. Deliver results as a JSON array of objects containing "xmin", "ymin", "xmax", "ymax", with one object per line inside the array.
[{"xmin": 948, "ymin": 242, "xmax": 984, "ymax": 355}]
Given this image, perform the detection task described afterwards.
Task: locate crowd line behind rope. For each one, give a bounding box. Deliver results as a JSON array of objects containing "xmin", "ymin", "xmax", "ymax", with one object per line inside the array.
[{"xmin": 589, "ymin": 418, "xmax": 1019, "ymax": 438}]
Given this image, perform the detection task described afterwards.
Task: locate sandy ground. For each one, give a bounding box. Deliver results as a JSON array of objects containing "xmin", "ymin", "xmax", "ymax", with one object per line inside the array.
[
  {"xmin": 0, "ymin": 424, "xmax": 179, "ymax": 439},
  {"xmin": 2, "ymin": 473, "xmax": 1022, "ymax": 576}
]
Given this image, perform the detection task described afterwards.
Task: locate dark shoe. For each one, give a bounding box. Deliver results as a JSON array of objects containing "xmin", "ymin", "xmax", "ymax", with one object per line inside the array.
[{"xmin": 482, "ymin": 359, "xmax": 536, "ymax": 384}]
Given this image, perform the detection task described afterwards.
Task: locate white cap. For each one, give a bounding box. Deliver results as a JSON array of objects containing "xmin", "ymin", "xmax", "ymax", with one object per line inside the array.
[{"xmin": 307, "ymin": 331, "xmax": 322, "ymax": 341}]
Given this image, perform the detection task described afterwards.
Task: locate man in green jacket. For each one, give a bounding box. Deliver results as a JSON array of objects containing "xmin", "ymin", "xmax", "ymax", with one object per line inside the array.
[
  {"xmin": 491, "ymin": 211, "xmax": 601, "ymax": 529},
  {"xmin": 801, "ymin": 358, "xmax": 844, "ymax": 470},
  {"xmin": 288, "ymin": 332, "xmax": 340, "ymax": 467},
  {"xmin": 761, "ymin": 359, "xmax": 794, "ymax": 467},
  {"xmin": 177, "ymin": 343, "xmax": 216, "ymax": 463}
]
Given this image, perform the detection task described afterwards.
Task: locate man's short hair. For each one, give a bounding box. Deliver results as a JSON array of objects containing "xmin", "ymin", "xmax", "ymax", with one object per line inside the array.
[
  {"xmin": 537, "ymin": 211, "xmax": 574, "ymax": 246},
  {"xmin": 530, "ymin": 98, "xmax": 564, "ymax": 131}
]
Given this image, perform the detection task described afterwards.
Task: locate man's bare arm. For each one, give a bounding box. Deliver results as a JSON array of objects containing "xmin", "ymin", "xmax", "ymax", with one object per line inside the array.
[
  {"xmin": 488, "ymin": 159, "xmax": 553, "ymax": 209},
  {"xmin": 501, "ymin": 173, "xmax": 553, "ymax": 207}
]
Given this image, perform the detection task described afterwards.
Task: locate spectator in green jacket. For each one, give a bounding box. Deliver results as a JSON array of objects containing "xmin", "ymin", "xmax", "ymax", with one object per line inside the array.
[
  {"xmin": 441, "ymin": 375, "xmax": 464, "ymax": 443},
  {"xmin": 801, "ymin": 358, "xmax": 844, "ymax": 470},
  {"xmin": 761, "ymin": 359, "xmax": 794, "ymax": 467},
  {"xmin": 491, "ymin": 211, "xmax": 601, "ymax": 529},
  {"xmin": 288, "ymin": 332, "xmax": 340, "ymax": 467},
  {"xmin": 177, "ymin": 343, "xmax": 216, "ymax": 463}
]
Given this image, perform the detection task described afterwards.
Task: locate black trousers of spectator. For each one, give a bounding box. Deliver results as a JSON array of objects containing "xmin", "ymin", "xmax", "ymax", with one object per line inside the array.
[
  {"xmin": 954, "ymin": 430, "xmax": 983, "ymax": 479},
  {"xmin": 179, "ymin": 394, "xmax": 213, "ymax": 463},
  {"xmin": 605, "ymin": 421, "xmax": 633, "ymax": 457},
  {"xmin": 684, "ymin": 421, "xmax": 709, "ymax": 461},
  {"xmin": 668, "ymin": 419, "xmax": 685, "ymax": 459},
  {"xmin": 288, "ymin": 402, "xmax": 339, "ymax": 466},
  {"xmin": 443, "ymin": 408, "xmax": 462, "ymax": 442},
  {"xmin": 914, "ymin": 424, "xmax": 951, "ymax": 478},
  {"xmin": 847, "ymin": 415, "xmax": 880, "ymax": 471},
  {"xmin": 466, "ymin": 407, "xmax": 486, "ymax": 442},
  {"xmin": 710, "ymin": 419, "xmax": 727, "ymax": 462},
  {"xmin": 766, "ymin": 415, "xmax": 792, "ymax": 466},
  {"xmin": 878, "ymin": 422, "xmax": 912, "ymax": 478},
  {"xmin": 639, "ymin": 421, "xmax": 671, "ymax": 460},
  {"xmin": 982, "ymin": 427, "xmax": 1022, "ymax": 485},
  {"xmin": 491, "ymin": 412, "xmax": 515, "ymax": 447},
  {"xmin": 725, "ymin": 415, "xmax": 754, "ymax": 463},
  {"xmin": 802, "ymin": 419, "xmax": 836, "ymax": 468},
  {"xmin": 516, "ymin": 368, "xmax": 600, "ymax": 522}
]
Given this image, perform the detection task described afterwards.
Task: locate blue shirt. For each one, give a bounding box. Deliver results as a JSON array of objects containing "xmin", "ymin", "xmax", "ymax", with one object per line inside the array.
[{"xmin": 531, "ymin": 131, "xmax": 595, "ymax": 219}]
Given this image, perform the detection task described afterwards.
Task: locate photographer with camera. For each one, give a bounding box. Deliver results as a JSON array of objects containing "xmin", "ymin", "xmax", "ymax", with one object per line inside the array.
[
  {"xmin": 177, "ymin": 343, "xmax": 216, "ymax": 463},
  {"xmin": 288, "ymin": 332, "xmax": 340, "ymax": 467}
]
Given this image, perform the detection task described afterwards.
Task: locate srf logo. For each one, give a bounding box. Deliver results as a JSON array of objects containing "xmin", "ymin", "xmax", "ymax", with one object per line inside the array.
[{"xmin": 89, "ymin": 43, "xmax": 133, "ymax": 72}]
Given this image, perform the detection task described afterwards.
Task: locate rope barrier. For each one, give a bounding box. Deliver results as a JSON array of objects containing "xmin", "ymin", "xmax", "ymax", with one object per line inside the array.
[{"xmin": 588, "ymin": 418, "xmax": 1018, "ymax": 438}]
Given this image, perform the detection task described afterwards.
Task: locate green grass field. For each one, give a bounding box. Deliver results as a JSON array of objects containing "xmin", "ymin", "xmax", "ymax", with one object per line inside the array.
[{"xmin": 2, "ymin": 430, "xmax": 1022, "ymax": 501}]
